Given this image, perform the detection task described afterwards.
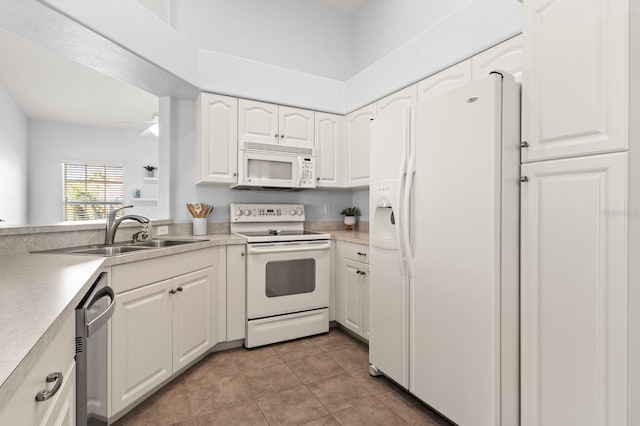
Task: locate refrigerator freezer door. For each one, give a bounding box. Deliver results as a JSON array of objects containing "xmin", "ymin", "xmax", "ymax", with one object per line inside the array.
[
  {"xmin": 410, "ymin": 74, "xmax": 518, "ymax": 426},
  {"xmin": 369, "ymin": 108, "xmax": 411, "ymax": 388}
]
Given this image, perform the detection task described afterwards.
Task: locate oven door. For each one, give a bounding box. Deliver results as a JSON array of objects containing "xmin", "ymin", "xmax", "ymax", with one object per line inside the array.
[{"xmin": 246, "ymin": 240, "xmax": 330, "ymax": 318}]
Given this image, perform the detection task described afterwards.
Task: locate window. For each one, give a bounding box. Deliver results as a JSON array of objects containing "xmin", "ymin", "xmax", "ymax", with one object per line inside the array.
[{"xmin": 63, "ymin": 162, "xmax": 124, "ymax": 221}]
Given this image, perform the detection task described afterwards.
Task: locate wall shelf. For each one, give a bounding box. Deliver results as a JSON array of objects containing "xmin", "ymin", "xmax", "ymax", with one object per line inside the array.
[{"xmin": 131, "ymin": 198, "xmax": 157, "ymax": 203}]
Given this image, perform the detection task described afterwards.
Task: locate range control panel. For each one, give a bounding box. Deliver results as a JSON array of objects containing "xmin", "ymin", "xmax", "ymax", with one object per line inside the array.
[{"xmin": 230, "ymin": 203, "xmax": 306, "ymax": 222}]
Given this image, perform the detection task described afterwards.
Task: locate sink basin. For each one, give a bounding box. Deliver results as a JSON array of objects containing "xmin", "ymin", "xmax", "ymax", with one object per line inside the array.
[
  {"xmin": 69, "ymin": 246, "xmax": 151, "ymax": 256},
  {"xmin": 35, "ymin": 239, "xmax": 208, "ymax": 257},
  {"xmin": 128, "ymin": 239, "xmax": 204, "ymax": 248}
]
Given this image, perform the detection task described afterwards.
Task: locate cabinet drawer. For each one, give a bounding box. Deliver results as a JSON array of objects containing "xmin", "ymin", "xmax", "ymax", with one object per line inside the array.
[
  {"xmin": 341, "ymin": 241, "xmax": 369, "ymax": 264},
  {"xmin": 111, "ymin": 248, "xmax": 216, "ymax": 293},
  {"xmin": 0, "ymin": 312, "xmax": 75, "ymax": 425}
]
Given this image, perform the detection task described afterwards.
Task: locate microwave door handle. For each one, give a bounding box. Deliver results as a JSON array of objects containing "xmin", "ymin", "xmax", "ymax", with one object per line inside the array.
[{"xmin": 297, "ymin": 157, "xmax": 303, "ymax": 186}]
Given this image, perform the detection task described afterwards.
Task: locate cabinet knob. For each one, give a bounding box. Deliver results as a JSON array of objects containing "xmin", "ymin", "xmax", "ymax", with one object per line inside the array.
[
  {"xmin": 35, "ymin": 372, "xmax": 63, "ymax": 402},
  {"xmin": 280, "ymin": 134, "xmax": 284, "ymax": 139},
  {"xmin": 169, "ymin": 289, "xmax": 176, "ymax": 294},
  {"xmin": 177, "ymin": 287, "xmax": 183, "ymax": 292},
  {"xmin": 357, "ymin": 252, "xmax": 367, "ymax": 256},
  {"xmin": 233, "ymin": 172, "xmax": 237, "ymax": 177},
  {"xmin": 316, "ymin": 177, "xmax": 320, "ymax": 181},
  {"xmin": 274, "ymin": 133, "xmax": 279, "ymax": 138},
  {"xmin": 241, "ymin": 252, "xmax": 245, "ymax": 256},
  {"xmin": 520, "ymin": 176, "xmax": 529, "ymax": 183},
  {"xmin": 520, "ymin": 141, "xmax": 529, "ymax": 148},
  {"xmin": 361, "ymin": 271, "xmax": 366, "ymax": 276}
]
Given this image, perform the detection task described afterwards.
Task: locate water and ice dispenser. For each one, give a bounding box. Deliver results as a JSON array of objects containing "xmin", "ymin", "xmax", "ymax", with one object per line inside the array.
[{"xmin": 370, "ymin": 182, "xmax": 400, "ymax": 248}]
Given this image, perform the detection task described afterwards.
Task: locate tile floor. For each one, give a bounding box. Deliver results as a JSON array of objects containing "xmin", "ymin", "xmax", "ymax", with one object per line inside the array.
[{"xmin": 114, "ymin": 328, "xmax": 453, "ymax": 426}]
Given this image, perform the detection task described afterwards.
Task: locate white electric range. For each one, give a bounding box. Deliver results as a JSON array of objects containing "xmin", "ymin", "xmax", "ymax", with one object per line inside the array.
[{"xmin": 230, "ymin": 203, "xmax": 330, "ymax": 348}]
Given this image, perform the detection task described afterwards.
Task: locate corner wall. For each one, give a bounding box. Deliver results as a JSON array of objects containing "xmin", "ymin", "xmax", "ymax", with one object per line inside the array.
[{"xmin": 0, "ymin": 83, "xmax": 28, "ymax": 224}]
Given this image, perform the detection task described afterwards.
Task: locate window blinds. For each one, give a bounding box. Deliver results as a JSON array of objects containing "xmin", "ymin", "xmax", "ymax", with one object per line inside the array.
[{"xmin": 63, "ymin": 162, "xmax": 124, "ymax": 221}]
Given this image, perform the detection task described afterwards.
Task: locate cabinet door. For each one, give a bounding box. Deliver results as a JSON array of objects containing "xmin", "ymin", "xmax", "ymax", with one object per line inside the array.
[
  {"xmin": 521, "ymin": 153, "xmax": 628, "ymax": 426},
  {"xmin": 238, "ymin": 99, "xmax": 279, "ymax": 146},
  {"xmin": 521, "ymin": 0, "xmax": 627, "ymax": 162},
  {"xmin": 196, "ymin": 93, "xmax": 238, "ymax": 184},
  {"xmin": 361, "ymin": 265, "xmax": 370, "ymax": 342},
  {"xmin": 40, "ymin": 361, "xmax": 75, "ymax": 426},
  {"xmin": 417, "ymin": 59, "xmax": 472, "ymax": 101},
  {"xmin": 172, "ymin": 268, "xmax": 215, "ymax": 372},
  {"xmin": 472, "ymin": 35, "xmax": 523, "ymax": 82},
  {"xmin": 341, "ymin": 259, "xmax": 366, "ymax": 336},
  {"xmin": 315, "ymin": 112, "xmax": 342, "ymax": 188},
  {"xmin": 344, "ymin": 104, "xmax": 375, "ymax": 188},
  {"xmin": 376, "ymin": 85, "xmax": 417, "ymax": 117},
  {"xmin": 226, "ymin": 245, "xmax": 246, "ymax": 341},
  {"xmin": 279, "ymin": 106, "xmax": 314, "ymax": 149},
  {"xmin": 111, "ymin": 279, "xmax": 173, "ymax": 416}
]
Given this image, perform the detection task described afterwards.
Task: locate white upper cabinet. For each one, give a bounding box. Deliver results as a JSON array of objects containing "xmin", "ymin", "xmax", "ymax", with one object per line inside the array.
[
  {"xmin": 344, "ymin": 104, "xmax": 375, "ymax": 188},
  {"xmin": 279, "ymin": 106, "xmax": 315, "ymax": 149},
  {"xmin": 522, "ymin": 0, "xmax": 628, "ymax": 162},
  {"xmin": 472, "ymin": 35, "xmax": 523, "ymax": 82},
  {"xmin": 315, "ymin": 112, "xmax": 342, "ymax": 188},
  {"xmin": 376, "ymin": 85, "xmax": 417, "ymax": 116},
  {"xmin": 239, "ymin": 100, "xmax": 314, "ymax": 149},
  {"xmin": 520, "ymin": 152, "xmax": 628, "ymax": 426},
  {"xmin": 196, "ymin": 93, "xmax": 238, "ymax": 184},
  {"xmin": 238, "ymin": 99, "xmax": 279, "ymax": 146},
  {"xmin": 417, "ymin": 59, "xmax": 472, "ymax": 101}
]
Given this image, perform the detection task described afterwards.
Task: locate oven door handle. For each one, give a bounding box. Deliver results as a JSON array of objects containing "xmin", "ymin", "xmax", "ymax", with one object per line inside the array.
[{"xmin": 248, "ymin": 241, "xmax": 331, "ymax": 254}]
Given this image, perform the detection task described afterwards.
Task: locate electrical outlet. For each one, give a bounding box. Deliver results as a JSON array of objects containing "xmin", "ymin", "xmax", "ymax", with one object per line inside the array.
[
  {"xmin": 323, "ymin": 204, "xmax": 331, "ymax": 215},
  {"xmin": 156, "ymin": 225, "xmax": 169, "ymax": 235}
]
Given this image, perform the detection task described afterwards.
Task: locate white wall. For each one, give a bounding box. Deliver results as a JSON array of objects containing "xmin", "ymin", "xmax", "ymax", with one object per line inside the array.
[
  {"xmin": 168, "ymin": 97, "xmax": 354, "ymax": 223},
  {"xmin": 0, "ymin": 83, "xmax": 28, "ymax": 225},
  {"xmin": 170, "ymin": 0, "xmax": 354, "ymax": 80},
  {"xmin": 345, "ymin": 0, "xmax": 522, "ymax": 111},
  {"xmin": 33, "ymin": 0, "xmax": 522, "ymax": 114},
  {"xmin": 28, "ymin": 120, "xmax": 158, "ymax": 224},
  {"xmin": 353, "ymin": 0, "xmax": 472, "ymax": 71}
]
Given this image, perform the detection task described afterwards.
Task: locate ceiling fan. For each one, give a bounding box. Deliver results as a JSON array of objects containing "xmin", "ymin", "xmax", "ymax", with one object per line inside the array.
[{"xmin": 112, "ymin": 112, "xmax": 159, "ymax": 136}]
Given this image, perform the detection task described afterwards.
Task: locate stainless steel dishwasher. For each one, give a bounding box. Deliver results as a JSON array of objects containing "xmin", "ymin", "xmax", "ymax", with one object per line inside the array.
[{"xmin": 75, "ymin": 272, "xmax": 115, "ymax": 426}]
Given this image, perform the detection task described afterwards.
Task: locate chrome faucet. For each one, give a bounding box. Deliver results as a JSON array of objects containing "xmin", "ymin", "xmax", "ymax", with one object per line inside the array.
[{"xmin": 105, "ymin": 205, "xmax": 150, "ymax": 245}]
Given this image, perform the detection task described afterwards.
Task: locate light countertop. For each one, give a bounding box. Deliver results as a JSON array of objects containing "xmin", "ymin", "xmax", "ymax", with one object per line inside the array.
[{"xmin": 329, "ymin": 230, "xmax": 369, "ymax": 244}]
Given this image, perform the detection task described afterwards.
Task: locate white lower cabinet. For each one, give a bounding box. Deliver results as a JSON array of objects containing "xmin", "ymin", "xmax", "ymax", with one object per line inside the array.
[
  {"xmin": 110, "ymin": 250, "xmax": 217, "ymax": 418},
  {"xmin": 0, "ymin": 311, "xmax": 76, "ymax": 426},
  {"xmin": 172, "ymin": 269, "xmax": 215, "ymax": 371},
  {"xmin": 335, "ymin": 241, "xmax": 370, "ymax": 341},
  {"xmin": 40, "ymin": 361, "xmax": 76, "ymax": 426},
  {"xmin": 226, "ymin": 244, "xmax": 246, "ymax": 341},
  {"xmin": 521, "ymin": 152, "xmax": 628, "ymax": 426},
  {"xmin": 110, "ymin": 278, "xmax": 174, "ymax": 415}
]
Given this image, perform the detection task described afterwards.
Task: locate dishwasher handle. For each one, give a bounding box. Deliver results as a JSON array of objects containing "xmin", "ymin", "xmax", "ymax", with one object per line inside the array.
[
  {"xmin": 248, "ymin": 241, "xmax": 330, "ymax": 254},
  {"xmin": 86, "ymin": 286, "xmax": 116, "ymax": 337}
]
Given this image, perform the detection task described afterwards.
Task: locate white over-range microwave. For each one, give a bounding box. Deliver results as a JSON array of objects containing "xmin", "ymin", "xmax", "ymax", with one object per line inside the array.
[{"xmin": 232, "ymin": 149, "xmax": 316, "ymax": 190}]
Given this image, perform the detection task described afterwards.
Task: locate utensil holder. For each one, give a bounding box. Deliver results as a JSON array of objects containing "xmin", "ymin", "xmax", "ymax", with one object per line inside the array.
[{"xmin": 192, "ymin": 218, "xmax": 207, "ymax": 236}]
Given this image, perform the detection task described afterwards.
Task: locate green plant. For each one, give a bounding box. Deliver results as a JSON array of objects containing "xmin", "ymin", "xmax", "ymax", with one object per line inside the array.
[
  {"xmin": 144, "ymin": 165, "xmax": 156, "ymax": 171},
  {"xmin": 340, "ymin": 206, "xmax": 361, "ymax": 217}
]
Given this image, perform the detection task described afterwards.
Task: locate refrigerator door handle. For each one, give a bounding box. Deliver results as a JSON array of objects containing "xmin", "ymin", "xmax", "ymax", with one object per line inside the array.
[
  {"xmin": 395, "ymin": 155, "xmax": 407, "ymax": 277},
  {"xmin": 403, "ymin": 110, "xmax": 416, "ymax": 277}
]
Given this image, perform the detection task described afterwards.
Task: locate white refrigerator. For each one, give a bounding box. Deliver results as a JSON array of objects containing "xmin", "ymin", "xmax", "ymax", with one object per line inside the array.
[{"xmin": 369, "ymin": 73, "xmax": 521, "ymax": 426}]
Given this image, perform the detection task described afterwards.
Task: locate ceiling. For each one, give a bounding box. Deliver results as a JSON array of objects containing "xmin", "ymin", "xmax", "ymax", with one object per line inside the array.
[
  {"xmin": 319, "ymin": 0, "xmax": 366, "ymax": 15},
  {"xmin": 0, "ymin": 27, "xmax": 157, "ymax": 130}
]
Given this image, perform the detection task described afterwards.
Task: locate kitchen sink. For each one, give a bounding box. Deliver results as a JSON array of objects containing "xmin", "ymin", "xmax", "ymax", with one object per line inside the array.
[
  {"xmin": 35, "ymin": 239, "xmax": 208, "ymax": 256},
  {"xmin": 129, "ymin": 239, "xmax": 204, "ymax": 248},
  {"xmin": 68, "ymin": 246, "xmax": 151, "ymax": 256}
]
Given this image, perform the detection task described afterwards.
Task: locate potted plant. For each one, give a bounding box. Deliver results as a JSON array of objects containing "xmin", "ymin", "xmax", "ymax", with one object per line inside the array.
[
  {"xmin": 144, "ymin": 165, "xmax": 157, "ymax": 178},
  {"xmin": 340, "ymin": 206, "xmax": 361, "ymax": 231}
]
